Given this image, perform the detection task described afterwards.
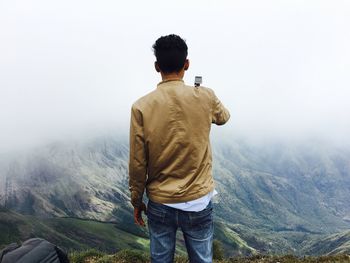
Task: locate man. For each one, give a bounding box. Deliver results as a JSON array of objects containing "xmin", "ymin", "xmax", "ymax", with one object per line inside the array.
[{"xmin": 129, "ymin": 34, "xmax": 230, "ymax": 263}]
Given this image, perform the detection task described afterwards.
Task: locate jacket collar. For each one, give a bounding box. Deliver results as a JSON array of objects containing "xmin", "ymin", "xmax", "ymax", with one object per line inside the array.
[{"xmin": 157, "ymin": 79, "xmax": 184, "ymax": 87}]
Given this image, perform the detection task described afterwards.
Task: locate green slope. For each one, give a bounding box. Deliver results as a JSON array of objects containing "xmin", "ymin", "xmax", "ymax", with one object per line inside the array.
[
  {"xmin": 0, "ymin": 208, "xmax": 149, "ymax": 252},
  {"xmin": 302, "ymin": 231, "xmax": 350, "ymax": 255}
]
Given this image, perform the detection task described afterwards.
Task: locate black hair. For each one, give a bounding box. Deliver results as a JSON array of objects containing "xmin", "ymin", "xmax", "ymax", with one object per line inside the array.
[{"xmin": 152, "ymin": 34, "xmax": 188, "ymax": 73}]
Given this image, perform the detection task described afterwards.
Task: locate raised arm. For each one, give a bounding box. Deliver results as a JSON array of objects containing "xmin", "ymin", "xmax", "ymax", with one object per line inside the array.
[{"xmin": 210, "ymin": 89, "xmax": 231, "ymax": 125}]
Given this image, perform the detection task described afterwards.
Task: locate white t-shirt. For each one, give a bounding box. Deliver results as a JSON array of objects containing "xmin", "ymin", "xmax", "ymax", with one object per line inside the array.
[{"xmin": 163, "ymin": 189, "xmax": 217, "ymax": 212}]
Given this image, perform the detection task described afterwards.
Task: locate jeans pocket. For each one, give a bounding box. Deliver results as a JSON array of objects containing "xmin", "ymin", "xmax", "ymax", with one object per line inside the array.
[
  {"xmin": 188, "ymin": 205, "xmax": 213, "ymax": 229},
  {"xmin": 147, "ymin": 201, "xmax": 166, "ymax": 224}
]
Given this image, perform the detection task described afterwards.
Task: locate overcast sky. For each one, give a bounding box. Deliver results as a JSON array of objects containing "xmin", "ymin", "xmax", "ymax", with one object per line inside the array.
[{"xmin": 0, "ymin": 0, "xmax": 349, "ymax": 153}]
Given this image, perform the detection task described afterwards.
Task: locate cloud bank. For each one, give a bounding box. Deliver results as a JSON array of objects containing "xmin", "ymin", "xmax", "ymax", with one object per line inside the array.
[{"xmin": 0, "ymin": 0, "xmax": 349, "ymax": 153}]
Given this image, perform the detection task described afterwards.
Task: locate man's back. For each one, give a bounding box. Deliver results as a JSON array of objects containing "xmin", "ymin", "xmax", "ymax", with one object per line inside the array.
[{"xmin": 129, "ymin": 78, "xmax": 230, "ymax": 206}]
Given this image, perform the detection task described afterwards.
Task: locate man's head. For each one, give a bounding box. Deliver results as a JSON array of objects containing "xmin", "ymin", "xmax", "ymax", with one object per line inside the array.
[{"xmin": 152, "ymin": 34, "xmax": 189, "ymax": 74}]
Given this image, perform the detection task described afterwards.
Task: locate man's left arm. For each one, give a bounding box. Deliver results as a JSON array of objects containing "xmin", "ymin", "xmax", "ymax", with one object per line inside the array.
[{"xmin": 129, "ymin": 104, "xmax": 148, "ymax": 226}]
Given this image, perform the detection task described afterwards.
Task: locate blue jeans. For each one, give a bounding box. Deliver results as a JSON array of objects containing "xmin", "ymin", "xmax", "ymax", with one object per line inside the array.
[{"xmin": 147, "ymin": 199, "xmax": 214, "ymax": 263}]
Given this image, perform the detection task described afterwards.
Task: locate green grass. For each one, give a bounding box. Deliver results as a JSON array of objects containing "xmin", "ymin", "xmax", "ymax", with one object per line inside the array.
[
  {"xmin": 69, "ymin": 249, "xmax": 106, "ymax": 263},
  {"xmin": 68, "ymin": 250, "xmax": 350, "ymax": 263},
  {"xmin": 227, "ymin": 254, "xmax": 350, "ymax": 263}
]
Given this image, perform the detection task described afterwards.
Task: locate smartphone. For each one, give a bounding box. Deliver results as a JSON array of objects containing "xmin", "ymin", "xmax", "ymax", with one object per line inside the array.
[{"xmin": 194, "ymin": 76, "xmax": 202, "ymax": 87}]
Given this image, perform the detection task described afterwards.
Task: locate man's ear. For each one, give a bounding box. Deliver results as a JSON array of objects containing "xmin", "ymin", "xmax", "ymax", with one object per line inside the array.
[
  {"xmin": 184, "ymin": 59, "xmax": 189, "ymax": 71},
  {"xmin": 154, "ymin": 61, "xmax": 161, "ymax": 72}
]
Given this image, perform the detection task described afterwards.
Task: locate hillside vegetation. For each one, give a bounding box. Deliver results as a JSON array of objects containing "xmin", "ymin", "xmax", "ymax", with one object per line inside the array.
[
  {"xmin": 0, "ymin": 208, "xmax": 148, "ymax": 252},
  {"xmin": 69, "ymin": 249, "xmax": 350, "ymax": 263}
]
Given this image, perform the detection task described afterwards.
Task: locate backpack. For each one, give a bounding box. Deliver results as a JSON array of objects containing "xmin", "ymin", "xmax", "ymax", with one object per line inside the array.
[{"xmin": 0, "ymin": 238, "xmax": 70, "ymax": 263}]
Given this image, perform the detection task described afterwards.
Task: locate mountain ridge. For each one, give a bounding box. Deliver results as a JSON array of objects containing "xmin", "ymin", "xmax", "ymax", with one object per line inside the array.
[{"xmin": 1, "ymin": 134, "xmax": 350, "ymax": 255}]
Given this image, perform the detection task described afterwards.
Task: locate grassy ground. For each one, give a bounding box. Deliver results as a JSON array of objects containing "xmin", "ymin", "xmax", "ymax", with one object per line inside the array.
[{"xmin": 69, "ymin": 249, "xmax": 350, "ymax": 263}]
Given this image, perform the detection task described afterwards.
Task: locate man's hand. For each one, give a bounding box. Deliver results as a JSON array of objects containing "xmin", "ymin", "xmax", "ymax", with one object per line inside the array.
[{"xmin": 134, "ymin": 202, "xmax": 147, "ymax": 227}]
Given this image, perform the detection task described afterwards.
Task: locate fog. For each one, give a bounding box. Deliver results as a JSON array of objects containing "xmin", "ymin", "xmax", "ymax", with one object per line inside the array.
[{"xmin": 0, "ymin": 0, "xmax": 349, "ymax": 154}]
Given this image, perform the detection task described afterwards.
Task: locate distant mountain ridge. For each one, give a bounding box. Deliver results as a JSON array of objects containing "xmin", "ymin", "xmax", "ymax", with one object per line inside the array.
[
  {"xmin": 0, "ymin": 136, "xmax": 130, "ymax": 220},
  {"xmin": 0, "ymin": 134, "xmax": 350, "ymax": 255},
  {"xmin": 212, "ymin": 138, "xmax": 350, "ymax": 234}
]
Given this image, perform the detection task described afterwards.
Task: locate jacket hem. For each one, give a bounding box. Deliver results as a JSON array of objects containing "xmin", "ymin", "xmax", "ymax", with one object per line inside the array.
[{"xmin": 147, "ymin": 183, "xmax": 215, "ymax": 204}]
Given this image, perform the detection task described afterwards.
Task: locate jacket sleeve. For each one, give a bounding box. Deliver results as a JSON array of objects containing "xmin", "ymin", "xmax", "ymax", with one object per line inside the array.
[
  {"xmin": 209, "ymin": 88, "xmax": 231, "ymax": 125},
  {"xmin": 128, "ymin": 104, "xmax": 148, "ymax": 208}
]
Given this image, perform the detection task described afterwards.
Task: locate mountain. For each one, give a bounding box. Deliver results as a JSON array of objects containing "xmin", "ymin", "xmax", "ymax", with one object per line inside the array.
[
  {"xmin": 302, "ymin": 230, "xmax": 350, "ymax": 255},
  {"xmin": 212, "ymin": 138, "xmax": 350, "ymax": 233},
  {"xmin": 0, "ymin": 136, "xmax": 130, "ymax": 221},
  {"xmin": 0, "ymin": 134, "xmax": 350, "ymax": 256}
]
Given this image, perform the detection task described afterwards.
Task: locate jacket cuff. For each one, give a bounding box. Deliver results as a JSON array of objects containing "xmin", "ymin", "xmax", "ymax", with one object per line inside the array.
[{"xmin": 131, "ymin": 191, "xmax": 143, "ymax": 208}]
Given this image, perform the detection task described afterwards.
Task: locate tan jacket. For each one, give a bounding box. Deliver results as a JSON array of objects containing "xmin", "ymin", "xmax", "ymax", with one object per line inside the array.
[{"xmin": 129, "ymin": 79, "xmax": 230, "ymax": 207}]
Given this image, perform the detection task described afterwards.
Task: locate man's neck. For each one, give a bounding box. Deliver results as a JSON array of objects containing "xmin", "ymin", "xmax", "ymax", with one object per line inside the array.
[{"xmin": 161, "ymin": 71, "xmax": 184, "ymax": 81}]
